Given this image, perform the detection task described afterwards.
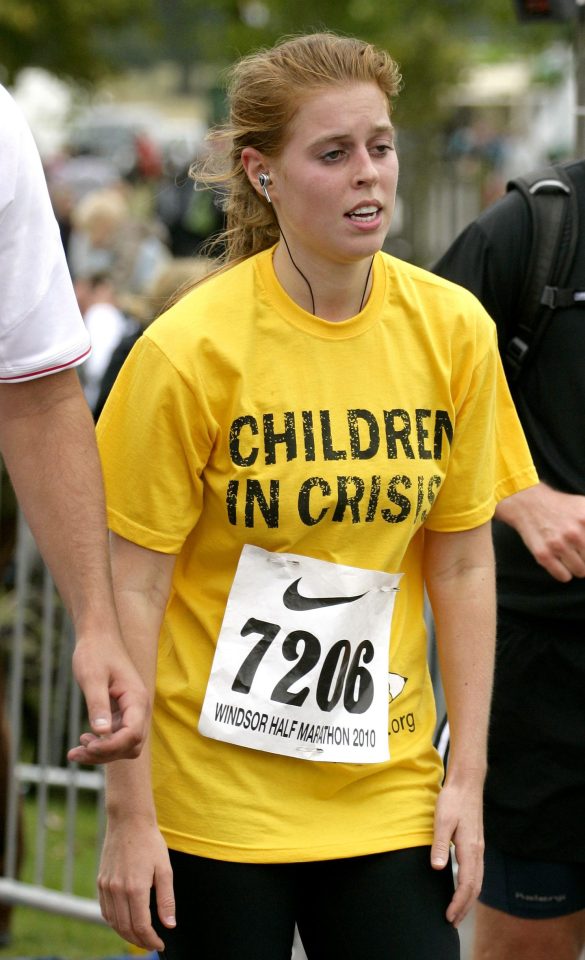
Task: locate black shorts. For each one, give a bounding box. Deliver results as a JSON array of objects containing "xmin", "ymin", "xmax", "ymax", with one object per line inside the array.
[
  {"xmin": 151, "ymin": 846, "xmax": 460, "ymax": 960},
  {"xmin": 483, "ymin": 607, "xmax": 585, "ymax": 861},
  {"xmin": 479, "ymin": 843, "xmax": 585, "ymax": 919}
]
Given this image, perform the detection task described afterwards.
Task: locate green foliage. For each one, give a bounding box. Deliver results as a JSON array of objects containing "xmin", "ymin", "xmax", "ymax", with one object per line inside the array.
[
  {"xmin": 0, "ymin": 0, "xmax": 571, "ymax": 272},
  {"xmin": 0, "ymin": 0, "xmax": 156, "ymax": 83},
  {"xmin": 1, "ymin": 0, "xmax": 568, "ymax": 111},
  {"xmin": 143, "ymin": 0, "xmax": 567, "ymax": 133}
]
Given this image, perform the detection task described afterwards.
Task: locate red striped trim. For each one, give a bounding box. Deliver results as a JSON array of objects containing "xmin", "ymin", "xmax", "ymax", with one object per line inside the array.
[{"xmin": 0, "ymin": 344, "xmax": 92, "ymax": 382}]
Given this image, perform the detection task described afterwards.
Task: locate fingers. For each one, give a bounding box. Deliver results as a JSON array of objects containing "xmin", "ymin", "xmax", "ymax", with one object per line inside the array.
[
  {"xmin": 431, "ymin": 794, "xmax": 455, "ymax": 874},
  {"xmin": 97, "ymin": 695, "xmax": 149, "ymax": 761},
  {"xmin": 69, "ymin": 667, "xmax": 150, "ymax": 763},
  {"xmin": 430, "ymin": 837, "xmax": 451, "ymax": 871},
  {"xmin": 99, "ymin": 882, "xmax": 165, "ymax": 952},
  {"xmin": 431, "ymin": 843, "xmax": 483, "ymax": 927},
  {"xmin": 156, "ymin": 871, "xmax": 177, "ymax": 934},
  {"xmin": 432, "ymin": 789, "xmax": 484, "ymax": 928},
  {"xmin": 67, "ymin": 732, "xmax": 100, "ymax": 764},
  {"xmin": 533, "ymin": 542, "xmax": 585, "ymax": 582},
  {"xmin": 81, "ymin": 688, "xmax": 114, "ymax": 739},
  {"xmin": 445, "ymin": 843, "xmax": 483, "ymax": 927},
  {"xmin": 537, "ymin": 554, "xmax": 574, "ymax": 583},
  {"xmin": 500, "ymin": 486, "xmax": 585, "ymax": 582},
  {"xmin": 67, "ymin": 723, "xmax": 143, "ymax": 764},
  {"xmin": 72, "ymin": 654, "xmax": 118, "ymax": 736},
  {"xmin": 98, "ymin": 869, "xmax": 172, "ymax": 952},
  {"xmin": 71, "ymin": 637, "xmax": 150, "ymax": 762}
]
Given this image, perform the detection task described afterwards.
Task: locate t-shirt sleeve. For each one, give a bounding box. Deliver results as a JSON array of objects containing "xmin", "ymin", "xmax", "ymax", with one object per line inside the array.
[
  {"xmin": 0, "ymin": 88, "xmax": 90, "ymax": 381},
  {"xmin": 425, "ymin": 305, "xmax": 537, "ymax": 532},
  {"xmin": 97, "ymin": 334, "xmax": 214, "ymax": 553}
]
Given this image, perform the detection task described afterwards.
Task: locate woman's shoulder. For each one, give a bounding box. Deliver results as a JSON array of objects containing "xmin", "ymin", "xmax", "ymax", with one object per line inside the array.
[
  {"xmin": 383, "ymin": 251, "xmax": 494, "ymax": 329},
  {"xmin": 383, "ymin": 250, "xmax": 480, "ymax": 300},
  {"xmin": 147, "ymin": 255, "xmax": 259, "ymax": 339}
]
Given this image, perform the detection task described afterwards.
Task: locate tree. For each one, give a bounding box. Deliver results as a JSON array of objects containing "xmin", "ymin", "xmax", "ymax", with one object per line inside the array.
[
  {"xmin": 1, "ymin": 0, "xmax": 569, "ymax": 264},
  {"xmin": 148, "ymin": 0, "xmax": 567, "ymax": 132},
  {"xmin": 0, "ymin": 0, "xmax": 155, "ymax": 84},
  {"xmin": 1, "ymin": 0, "xmax": 567, "ymax": 132}
]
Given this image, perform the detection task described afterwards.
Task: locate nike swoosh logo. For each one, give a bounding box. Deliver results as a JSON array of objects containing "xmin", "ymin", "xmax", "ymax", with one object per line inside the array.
[{"xmin": 283, "ymin": 578, "xmax": 367, "ymax": 611}]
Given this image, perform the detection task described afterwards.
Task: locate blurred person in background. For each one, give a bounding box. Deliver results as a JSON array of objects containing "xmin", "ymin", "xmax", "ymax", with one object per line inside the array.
[
  {"xmin": 74, "ymin": 271, "xmax": 139, "ymax": 412},
  {"xmin": 45, "ymin": 150, "xmax": 123, "ymax": 266},
  {"xmin": 155, "ymin": 159, "xmax": 226, "ymax": 258},
  {"xmin": 69, "ymin": 186, "xmax": 171, "ymax": 296},
  {"xmin": 434, "ymin": 158, "xmax": 585, "ymax": 960},
  {"xmin": 93, "ymin": 256, "xmax": 214, "ymax": 421},
  {"xmin": 0, "ymin": 83, "xmax": 149, "ymax": 768}
]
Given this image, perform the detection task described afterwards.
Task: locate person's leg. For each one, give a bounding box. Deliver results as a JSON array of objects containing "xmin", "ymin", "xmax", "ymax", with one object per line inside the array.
[
  {"xmin": 150, "ymin": 850, "xmax": 297, "ymax": 960},
  {"xmin": 483, "ymin": 611, "xmax": 585, "ymax": 867},
  {"xmin": 472, "ymin": 844, "xmax": 585, "ymax": 960},
  {"xmin": 473, "ymin": 902, "xmax": 585, "ymax": 960},
  {"xmin": 297, "ymin": 846, "xmax": 460, "ymax": 960}
]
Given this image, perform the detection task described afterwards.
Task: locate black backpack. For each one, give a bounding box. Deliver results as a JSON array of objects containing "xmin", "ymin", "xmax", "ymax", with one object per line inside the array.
[{"xmin": 504, "ymin": 161, "xmax": 583, "ymax": 383}]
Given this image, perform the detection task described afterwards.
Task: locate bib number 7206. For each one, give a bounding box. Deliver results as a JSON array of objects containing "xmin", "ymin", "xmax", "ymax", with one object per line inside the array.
[{"xmin": 231, "ymin": 616, "xmax": 374, "ymax": 715}]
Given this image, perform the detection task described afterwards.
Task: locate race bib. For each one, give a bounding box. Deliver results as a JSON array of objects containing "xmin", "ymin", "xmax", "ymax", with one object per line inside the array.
[{"xmin": 199, "ymin": 545, "xmax": 401, "ymax": 763}]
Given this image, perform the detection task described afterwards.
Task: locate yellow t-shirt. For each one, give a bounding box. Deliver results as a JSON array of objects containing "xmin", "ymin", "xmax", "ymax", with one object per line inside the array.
[{"xmin": 97, "ymin": 248, "xmax": 536, "ymax": 863}]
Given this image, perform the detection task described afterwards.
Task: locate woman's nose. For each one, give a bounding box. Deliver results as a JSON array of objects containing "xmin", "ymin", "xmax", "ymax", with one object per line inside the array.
[{"xmin": 353, "ymin": 149, "xmax": 378, "ymax": 186}]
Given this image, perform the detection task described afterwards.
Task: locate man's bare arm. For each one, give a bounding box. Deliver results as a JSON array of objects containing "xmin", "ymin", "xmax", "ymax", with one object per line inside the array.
[{"xmin": 0, "ymin": 370, "xmax": 149, "ymax": 762}]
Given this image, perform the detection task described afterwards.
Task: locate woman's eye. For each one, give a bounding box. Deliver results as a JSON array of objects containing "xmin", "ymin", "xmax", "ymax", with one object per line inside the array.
[
  {"xmin": 372, "ymin": 143, "xmax": 394, "ymax": 156},
  {"xmin": 322, "ymin": 149, "xmax": 344, "ymax": 162}
]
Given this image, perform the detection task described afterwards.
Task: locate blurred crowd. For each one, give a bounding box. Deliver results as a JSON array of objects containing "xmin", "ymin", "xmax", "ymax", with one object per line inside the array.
[{"xmin": 42, "ymin": 123, "xmax": 223, "ymax": 418}]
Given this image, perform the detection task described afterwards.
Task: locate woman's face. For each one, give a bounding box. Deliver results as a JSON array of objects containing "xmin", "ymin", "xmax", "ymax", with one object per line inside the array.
[{"xmin": 269, "ymin": 82, "xmax": 398, "ymax": 268}]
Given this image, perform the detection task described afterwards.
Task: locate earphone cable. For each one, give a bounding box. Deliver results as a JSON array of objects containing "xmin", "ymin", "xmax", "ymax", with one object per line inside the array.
[
  {"xmin": 278, "ymin": 227, "xmax": 316, "ymax": 315},
  {"xmin": 270, "ymin": 203, "xmax": 374, "ymax": 318}
]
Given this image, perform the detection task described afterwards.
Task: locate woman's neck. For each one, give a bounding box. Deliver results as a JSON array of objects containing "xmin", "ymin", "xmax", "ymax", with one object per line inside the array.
[{"xmin": 272, "ymin": 243, "xmax": 375, "ymax": 322}]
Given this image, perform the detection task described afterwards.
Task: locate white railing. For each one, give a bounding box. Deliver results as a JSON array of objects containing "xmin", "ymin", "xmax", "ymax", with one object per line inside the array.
[{"xmin": 1, "ymin": 507, "xmax": 105, "ymax": 923}]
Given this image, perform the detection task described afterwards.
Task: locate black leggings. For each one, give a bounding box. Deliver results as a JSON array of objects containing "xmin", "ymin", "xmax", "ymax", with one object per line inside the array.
[{"xmin": 151, "ymin": 846, "xmax": 460, "ymax": 960}]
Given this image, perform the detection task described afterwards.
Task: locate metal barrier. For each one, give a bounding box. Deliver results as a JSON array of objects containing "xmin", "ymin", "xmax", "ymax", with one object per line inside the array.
[{"xmin": 1, "ymin": 504, "xmax": 105, "ymax": 924}]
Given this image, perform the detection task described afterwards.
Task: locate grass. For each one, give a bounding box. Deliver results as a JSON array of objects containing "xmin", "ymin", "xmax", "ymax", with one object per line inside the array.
[
  {"xmin": 0, "ymin": 790, "xmax": 140, "ymax": 959},
  {"xmin": 5, "ymin": 909, "xmax": 128, "ymax": 960}
]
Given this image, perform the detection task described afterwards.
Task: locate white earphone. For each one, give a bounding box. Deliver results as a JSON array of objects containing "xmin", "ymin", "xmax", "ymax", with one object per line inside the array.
[{"xmin": 258, "ymin": 172, "xmax": 272, "ymax": 204}]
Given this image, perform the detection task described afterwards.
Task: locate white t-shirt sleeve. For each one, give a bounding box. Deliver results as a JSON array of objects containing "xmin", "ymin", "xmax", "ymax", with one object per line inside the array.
[{"xmin": 0, "ymin": 85, "xmax": 91, "ymax": 382}]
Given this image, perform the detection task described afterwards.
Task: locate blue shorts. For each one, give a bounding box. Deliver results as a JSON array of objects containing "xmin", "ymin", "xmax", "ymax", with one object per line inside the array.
[{"xmin": 479, "ymin": 844, "xmax": 585, "ymax": 919}]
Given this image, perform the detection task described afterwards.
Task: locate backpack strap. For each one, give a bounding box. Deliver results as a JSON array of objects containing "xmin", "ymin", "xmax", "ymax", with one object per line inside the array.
[{"xmin": 504, "ymin": 162, "xmax": 581, "ymax": 382}]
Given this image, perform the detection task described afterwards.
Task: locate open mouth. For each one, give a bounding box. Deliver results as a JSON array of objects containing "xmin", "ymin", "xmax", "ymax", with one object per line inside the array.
[{"xmin": 346, "ymin": 205, "xmax": 380, "ymax": 223}]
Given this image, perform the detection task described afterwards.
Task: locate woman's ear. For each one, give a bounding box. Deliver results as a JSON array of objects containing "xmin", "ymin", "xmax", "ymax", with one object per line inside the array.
[{"xmin": 241, "ymin": 147, "xmax": 269, "ymax": 198}]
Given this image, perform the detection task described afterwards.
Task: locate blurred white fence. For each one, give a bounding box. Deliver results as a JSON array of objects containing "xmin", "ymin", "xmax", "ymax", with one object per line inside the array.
[{"xmin": 0, "ymin": 500, "xmax": 105, "ymax": 925}]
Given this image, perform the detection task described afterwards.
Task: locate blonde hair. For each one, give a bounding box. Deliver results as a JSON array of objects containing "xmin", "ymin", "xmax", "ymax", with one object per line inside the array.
[
  {"xmin": 118, "ymin": 256, "xmax": 214, "ymax": 323},
  {"xmin": 72, "ymin": 188, "xmax": 129, "ymax": 239},
  {"xmin": 194, "ymin": 32, "xmax": 402, "ymax": 266}
]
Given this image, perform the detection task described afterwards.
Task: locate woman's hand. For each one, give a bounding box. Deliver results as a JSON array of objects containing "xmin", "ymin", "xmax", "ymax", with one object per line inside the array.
[
  {"xmin": 98, "ymin": 814, "xmax": 176, "ymax": 951},
  {"xmin": 430, "ymin": 773, "xmax": 484, "ymax": 927},
  {"xmin": 96, "ymin": 536, "xmax": 177, "ymax": 950}
]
